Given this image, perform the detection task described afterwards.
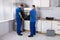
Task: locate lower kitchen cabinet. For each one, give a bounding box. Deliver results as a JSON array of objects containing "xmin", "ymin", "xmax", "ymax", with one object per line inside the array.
[
  {"xmin": 0, "ymin": 22, "xmax": 9, "ymax": 36},
  {"xmin": 24, "ymin": 20, "xmax": 30, "ymax": 30},
  {"xmin": 52, "ymin": 21, "xmax": 60, "ymax": 34},
  {"xmin": 24, "ymin": 20, "xmax": 60, "ymax": 34},
  {"xmin": 42, "ymin": 20, "xmax": 52, "ymax": 33},
  {"xmin": 24, "ymin": 20, "xmax": 42, "ymax": 32},
  {"xmin": 36, "ymin": 20, "xmax": 42, "ymax": 32},
  {"xmin": 0, "ymin": 20, "xmax": 13, "ymax": 36}
]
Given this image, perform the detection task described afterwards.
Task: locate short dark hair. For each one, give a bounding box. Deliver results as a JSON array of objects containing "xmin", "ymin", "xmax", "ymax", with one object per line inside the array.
[
  {"xmin": 32, "ymin": 5, "xmax": 35, "ymax": 8},
  {"xmin": 20, "ymin": 4, "xmax": 24, "ymax": 7}
]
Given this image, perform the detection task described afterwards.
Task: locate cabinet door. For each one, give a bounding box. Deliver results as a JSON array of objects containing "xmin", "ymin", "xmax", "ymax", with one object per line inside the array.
[
  {"xmin": 24, "ymin": 21, "xmax": 30, "ymax": 30},
  {"xmin": 40, "ymin": 0, "xmax": 50, "ymax": 7},
  {"xmin": 33, "ymin": 0, "xmax": 49, "ymax": 7},
  {"xmin": 50, "ymin": 0, "xmax": 59, "ymax": 7},
  {"xmin": 42, "ymin": 20, "xmax": 51, "ymax": 33},
  {"xmin": 36, "ymin": 20, "xmax": 42, "ymax": 32},
  {"xmin": 0, "ymin": 22, "xmax": 9, "ymax": 36},
  {"xmin": 52, "ymin": 21, "xmax": 60, "ymax": 34},
  {"xmin": 33, "ymin": 0, "xmax": 40, "ymax": 7}
]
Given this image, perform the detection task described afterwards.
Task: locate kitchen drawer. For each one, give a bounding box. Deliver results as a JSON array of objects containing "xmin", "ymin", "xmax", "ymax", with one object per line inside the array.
[
  {"xmin": 52, "ymin": 27, "xmax": 60, "ymax": 34},
  {"xmin": 52, "ymin": 21, "xmax": 60, "ymax": 34},
  {"xmin": 52, "ymin": 21, "xmax": 60, "ymax": 25}
]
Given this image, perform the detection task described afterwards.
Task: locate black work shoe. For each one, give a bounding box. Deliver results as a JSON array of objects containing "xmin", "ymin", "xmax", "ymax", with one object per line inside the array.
[
  {"xmin": 34, "ymin": 34, "xmax": 36, "ymax": 35},
  {"xmin": 18, "ymin": 34, "xmax": 23, "ymax": 36},
  {"xmin": 28, "ymin": 35, "xmax": 33, "ymax": 37}
]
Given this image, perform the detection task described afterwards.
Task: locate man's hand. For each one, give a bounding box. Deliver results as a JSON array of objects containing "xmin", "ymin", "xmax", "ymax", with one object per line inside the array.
[
  {"xmin": 27, "ymin": 13, "xmax": 30, "ymax": 16},
  {"xmin": 19, "ymin": 13, "xmax": 24, "ymax": 21},
  {"xmin": 22, "ymin": 18, "xmax": 24, "ymax": 21}
]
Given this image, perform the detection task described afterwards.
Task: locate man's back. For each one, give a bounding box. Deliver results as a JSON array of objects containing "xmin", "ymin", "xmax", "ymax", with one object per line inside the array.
[
  {"xmin": 30, "ymin": 9, "xmax": 36, "ymax": 22},
  {"xmin": 16, "ymin": 7, "xmax": 21, "ymax": 18}
]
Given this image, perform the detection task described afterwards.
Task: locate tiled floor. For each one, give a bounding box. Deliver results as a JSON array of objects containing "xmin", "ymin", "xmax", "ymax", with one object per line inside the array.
[{"xmin": 0, "ymin": 31, "xmax": 60, "ymax": 40}]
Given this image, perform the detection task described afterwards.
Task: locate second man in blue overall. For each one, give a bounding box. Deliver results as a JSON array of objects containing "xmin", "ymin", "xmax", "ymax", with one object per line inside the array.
[{"xmin": 28, "ymin": 5, "xmax": 36, "ymax": 37}]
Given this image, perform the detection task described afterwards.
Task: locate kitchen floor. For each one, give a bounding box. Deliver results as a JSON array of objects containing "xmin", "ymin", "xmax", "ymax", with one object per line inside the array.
[{"xmin": 0, "ymin": 31, "xmax": 60, "ymax": 40}]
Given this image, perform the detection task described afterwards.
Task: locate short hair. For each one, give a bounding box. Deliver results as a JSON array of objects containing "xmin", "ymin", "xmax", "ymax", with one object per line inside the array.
[
  {"xmin": 20, "ymin": 4, "xmax": 24, "ymax": 7},
  {"xmin": 32, "ymin": 5, "xmax": 35, "ymax": 8}
]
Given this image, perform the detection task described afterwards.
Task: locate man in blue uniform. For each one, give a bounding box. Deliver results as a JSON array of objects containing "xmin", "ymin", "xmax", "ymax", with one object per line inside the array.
[
  {"xmin": 16, "ymin": 4, "xmax": 24, "ymax": 36},
  {"xmin": 28, "ymin": 5, "xmax": 36, "ymax": 37}
]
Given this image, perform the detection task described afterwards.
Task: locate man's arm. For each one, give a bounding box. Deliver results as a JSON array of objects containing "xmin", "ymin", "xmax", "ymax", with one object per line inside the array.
[{"xmin": 19, "ymin": 12, "xmax": 24, "ymax": 20}]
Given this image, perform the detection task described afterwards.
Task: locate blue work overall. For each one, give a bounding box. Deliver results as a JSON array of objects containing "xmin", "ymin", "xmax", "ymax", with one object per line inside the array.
[
  {"xmin": 16, "ymin": 7, "xmax": 22, "ymax": 35},
  {"xmin": 30, "ymin": 9, "xmax": 36, "ymax": 36}
]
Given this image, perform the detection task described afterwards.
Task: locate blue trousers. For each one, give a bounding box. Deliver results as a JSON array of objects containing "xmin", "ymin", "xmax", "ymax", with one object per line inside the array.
[
  {"xmin": 30, "ymin": 22, "xmax": 36, "ymax": 36},
  {"xmin": 16, "ymin": 18, "xmax": 22, "ymax": 35}
]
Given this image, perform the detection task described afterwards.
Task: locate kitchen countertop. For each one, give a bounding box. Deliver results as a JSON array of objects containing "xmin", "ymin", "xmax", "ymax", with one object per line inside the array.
[
  {"xmin": 40, "ymin": 18, "xmax": 60, "ymax": 21},
  {"xmin": 0, "ymin": 18, "xmax": 14, "ymax": 23},
  {"xmin": 25, "ymin": 18, "xmax": 60, "ymax": 21}
]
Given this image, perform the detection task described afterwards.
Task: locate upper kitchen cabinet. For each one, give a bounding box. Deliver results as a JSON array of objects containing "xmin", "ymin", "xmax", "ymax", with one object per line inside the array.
[
  {"xmin": 12, "ymin": 0, "xmax": 60, "ymax": 7},
  {"xmin": 40, "ymin": 0, "xmax": 50, "ymax": 7},
  {"xmin": 50, "ymin": 0, "xmax": 59, "ymax": 7},
  {"xmin": 33, "ymin": 0, "xmax": 41, "ymax": 7},
  {"xmin": 33, "ymin": 0, "xmax": 49, "ymax": 7},
  {"xmin": 33, "ymin": 0, "xmax": 59, "ymax": 7},
  {"xmin": 21, "ymin": 0, "xmax": 49, "ymax": 7}
]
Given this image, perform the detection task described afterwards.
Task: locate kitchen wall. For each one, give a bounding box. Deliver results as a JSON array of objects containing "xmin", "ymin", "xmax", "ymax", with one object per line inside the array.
[
  {"xmin": 40, "ymin": 7, "xmax": 60, "ymax": 19},
  {"xmin": 0, "ymin": 0, "xmax": 14, "ymax": 21},
  {"xmin": 0, "ymin": 0, "xmax": 4, "ymax": 21}
]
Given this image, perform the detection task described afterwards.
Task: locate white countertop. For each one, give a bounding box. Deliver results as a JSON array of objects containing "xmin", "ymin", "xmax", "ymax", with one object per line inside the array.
[{"xmin": 0, "ymin": 18, "xmax": 14, "ymax": 23}]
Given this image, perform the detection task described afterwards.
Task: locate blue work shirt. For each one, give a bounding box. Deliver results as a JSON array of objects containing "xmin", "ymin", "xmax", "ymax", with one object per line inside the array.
[
  {"xmin": 16, "ymin": 7, "xmax": 21, "ymax": 18},
  {"xmin": 30, "ymin": 8, "xmax": 36, "ymax": 22}
]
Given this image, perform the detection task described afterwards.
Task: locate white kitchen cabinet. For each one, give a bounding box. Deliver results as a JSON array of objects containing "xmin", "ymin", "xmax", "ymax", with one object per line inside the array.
[
  {"xmin": 33, "ymin": 0, "xmax": 49, "ymax": 7},
  {"xmin": 0, "ymin": 21, "xmax": 9, "ymax": 36},
  {"xmin": 40, "ymin": 0, "xmax": 50, "ymax": 7},
  {"xmin": 24, "ymin": 20, "xmax": 42, "ymax": 32},
  {"xmin": 24, "ymin": 20, "xmax": 30, "ymax": 30},
  {"xmin": 0, "ymin": 20, "xmax": 13, "ymax": 36},
  {"xmin": 33, "ymin": 0, "xmax": 59, "ymax": 7},
  {"xmin": 41, "ymin": 0, "xmax": 59, "ymax": 7},
  {"xmin": 33, "ymin": 0, "xmax": 41, "ymax": 7},
  {"xmin": 36, "ymin": 20, "xmax": 42, "ymax": 32},
  {"xmin": 23, "ymin": 0, "xmax": 49, "ymax": 7},
  {"xmin": 50, "ymin": 0, "xmax": 59, "ymax": 7},
  {"xmin": 52, "ymin": 21, "xmax": 60, "ymax": 34},
  {"xmin": 42, "ymin": 20, "xmax": 52, "ymax": 33}
]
